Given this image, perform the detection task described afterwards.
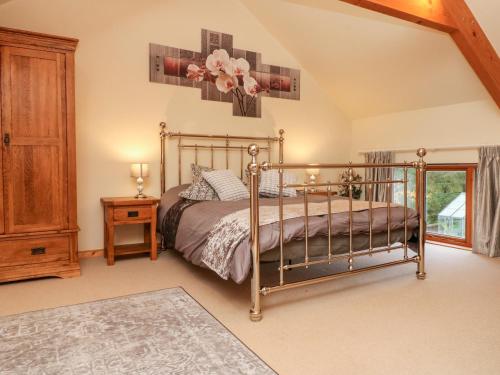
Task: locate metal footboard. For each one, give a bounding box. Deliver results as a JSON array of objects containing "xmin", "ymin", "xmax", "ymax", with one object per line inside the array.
[{"xmin": 247, "ymin": 144, "xmax": 427, "ymax": 322}]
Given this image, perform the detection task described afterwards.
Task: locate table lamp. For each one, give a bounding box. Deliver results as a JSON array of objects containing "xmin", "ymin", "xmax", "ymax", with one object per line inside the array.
[
  {"xmin": 130, "ymin": 163, "xmax": 150, "ymax": 198},
  {"xmin": 306, "ymin": 168, "xmax": 320, "ymax": 186}
]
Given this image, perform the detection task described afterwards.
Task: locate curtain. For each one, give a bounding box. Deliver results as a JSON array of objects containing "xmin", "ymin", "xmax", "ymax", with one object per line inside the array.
[
  {"xmin": 364, "ymin": 151, "xmax": 393, "ymax": 202},
  {"xmin": 473, "ymin": 146, "xmax": 500, "ymax": 257}
]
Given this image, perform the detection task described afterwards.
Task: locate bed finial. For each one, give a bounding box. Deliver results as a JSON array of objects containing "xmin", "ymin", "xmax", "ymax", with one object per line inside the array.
[
  {"xmin": 248, "ymin": 143, "xmax": 260, "ymax": 158},
  {"xmin": 417, "ymin": 147, "xmax": 427, "ymax": 159},
  {"xmin": 415, "ymin": 148, "xmax": 427, "ymax": 170},
  {"xmin": 159, "ymin": 122, "xmax": 167, "ymax": 138},
  {"xmin": 278, "ymin": 130, "xmax": 284, "ymax": 164},
  {"xmin": 248, "ymin": 144, "xmax": 260, "ymax": 169}
]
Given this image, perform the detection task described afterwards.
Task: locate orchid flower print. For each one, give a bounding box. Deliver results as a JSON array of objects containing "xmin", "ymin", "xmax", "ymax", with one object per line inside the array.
[{"xmin": 186, "ymin": 49, "xmax": 266, "ymax": 116}]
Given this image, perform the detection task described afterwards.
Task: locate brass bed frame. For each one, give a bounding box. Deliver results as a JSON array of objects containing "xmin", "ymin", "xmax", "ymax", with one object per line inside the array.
[{"xmin": 159, "ymin": 122, "xmax": 427, "ymax": 322}]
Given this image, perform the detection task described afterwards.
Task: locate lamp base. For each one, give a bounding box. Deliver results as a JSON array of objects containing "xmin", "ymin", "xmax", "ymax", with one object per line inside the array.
[{"xmin": 135, "ymin": 177, "xmax": 146, "ymax": 199}]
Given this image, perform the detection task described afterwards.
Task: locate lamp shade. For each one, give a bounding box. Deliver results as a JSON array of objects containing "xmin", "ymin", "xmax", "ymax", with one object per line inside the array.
[
  {"xmin": 130, "ymin": 163, "xmax": 150, "ymax": 178},
  {"xmin": 306, "ymin": 168, "xmax": 320, "ymax": 176}
]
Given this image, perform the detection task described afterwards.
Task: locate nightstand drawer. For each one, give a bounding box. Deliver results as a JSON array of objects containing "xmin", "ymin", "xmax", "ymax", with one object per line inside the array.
[
  {"xmin": 0, "ymin": 236, "xmax": 70, "ymax": 267},
  {"xmin": 113, "ymin": 206, "xmax": 152, "ymax": 222}
]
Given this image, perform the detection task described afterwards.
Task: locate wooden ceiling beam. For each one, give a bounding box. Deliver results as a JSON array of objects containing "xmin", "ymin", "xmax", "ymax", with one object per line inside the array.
[
  {"xmin": 442, "ymin": 0, "xmax": 500, "ymax": 107},
  {"xmin": 340, "ymin": 0, "xmax": 457, "ymax": 32},
  {"xmin": 340, "ymin": 0, "xmax": 500, "ymax": 108}
]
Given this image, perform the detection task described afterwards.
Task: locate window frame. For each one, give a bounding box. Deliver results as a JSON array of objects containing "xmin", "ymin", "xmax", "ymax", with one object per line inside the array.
[{"xmin": 419, "ymin": 164, "xmax": 476, "ymax": 248}]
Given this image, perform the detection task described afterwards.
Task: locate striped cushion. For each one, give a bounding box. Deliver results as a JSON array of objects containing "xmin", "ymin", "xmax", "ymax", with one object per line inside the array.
[
  {"xmin": 179, "ymin": 164, "xmax": 219, "ymax": 201},
  {"xmin": 202, "ymin": 170, "xmax": 250, "ymax": 201},
  {"xmin": 259, "ymin": 169, "xmax": 297, "ymax": 197}
]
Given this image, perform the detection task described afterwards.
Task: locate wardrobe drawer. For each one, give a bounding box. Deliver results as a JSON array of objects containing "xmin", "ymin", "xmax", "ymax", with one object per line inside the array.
[
  {"xmin": 113, "ymin": 206, "xmax": 152, "ymax": 222},
  {"xmin": 0, "ymin": 236, "xmax": 70, "ymax": 267}
]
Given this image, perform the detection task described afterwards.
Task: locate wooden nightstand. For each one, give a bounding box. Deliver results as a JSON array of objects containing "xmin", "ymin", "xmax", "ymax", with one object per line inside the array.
[
  {"xmin": 300, "ymin": 190, "xmax": 338, "ymax": 196},
  {"xmin": 101, "ymin": 197, "xmax": 160, "ymax": 266},
  {"xmin": 309, "ymin": 190, "xmax": 338, "ymax": 196}
]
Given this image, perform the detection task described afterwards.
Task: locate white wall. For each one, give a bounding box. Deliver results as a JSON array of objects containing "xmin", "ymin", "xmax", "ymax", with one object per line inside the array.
[
  {"xmin": 0, "ymin": 0, "xmax": 351, "ymax": 251},
  {"xmin": 351, "ymin": 99, "xmax": 500, "ymax": 164}
]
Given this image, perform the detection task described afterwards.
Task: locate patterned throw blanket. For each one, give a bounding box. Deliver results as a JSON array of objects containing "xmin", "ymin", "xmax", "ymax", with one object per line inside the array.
[
  {"xmin": 201, "ymin": 200, "xmax": 398, "ymax": 279},
  {"xmin": 162, "ymin": 199, "xmax": 200, "ymax": 250}
]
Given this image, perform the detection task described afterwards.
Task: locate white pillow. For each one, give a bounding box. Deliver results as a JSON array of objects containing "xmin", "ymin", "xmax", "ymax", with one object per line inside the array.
[
  {"xmin": 202, "ymin": 169, "xmax": 250, "ymax": 201},
  {"xmin": 259, "ymin": 169, "xmax": 297, "ymax": 197}
]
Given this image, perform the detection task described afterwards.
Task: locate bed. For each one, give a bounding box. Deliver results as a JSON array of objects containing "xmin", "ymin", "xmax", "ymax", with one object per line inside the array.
[{"xmin": 158, "ymin": 123, "xmax": 427, "ymax": 321}]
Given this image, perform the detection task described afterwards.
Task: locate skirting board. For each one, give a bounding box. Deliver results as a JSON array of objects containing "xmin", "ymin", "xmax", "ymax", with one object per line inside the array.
[{"xmin": 79, "ymin": 249, "xmax": 104, "ymax": 259}]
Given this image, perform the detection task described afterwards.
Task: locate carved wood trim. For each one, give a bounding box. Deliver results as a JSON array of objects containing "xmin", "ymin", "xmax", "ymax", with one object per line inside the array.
[{"xmin": 0, "ymin": 26, "xmax": 78, "ymax": 51}]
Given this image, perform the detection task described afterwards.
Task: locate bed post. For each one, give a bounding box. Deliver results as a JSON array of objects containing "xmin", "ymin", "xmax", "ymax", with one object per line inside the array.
[
  {"xmin": 416, "ymin": 148, "xmax": 427, "ymax": 280},
  {"xmin": 160, "ymin": 122, "xmax": 167, "ymax": 195},
  {"xmin": 248, "ymin": 144, "xmax": 262, "ymax": 322},
  {"xmin": 278, "ymin": 129, "xmax": 284, "ymax": 164}
]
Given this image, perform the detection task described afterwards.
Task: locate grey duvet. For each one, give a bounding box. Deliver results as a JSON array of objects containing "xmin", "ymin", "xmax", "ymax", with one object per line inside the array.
[{"xmin": 158, "ymin": 185, "xmax": 419, "ymax": 283}]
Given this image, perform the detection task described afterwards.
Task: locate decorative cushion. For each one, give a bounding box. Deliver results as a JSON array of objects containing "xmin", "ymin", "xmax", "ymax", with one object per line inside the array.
[
  {"xmin": 259, "ymin": 169, "xmax": 297, "ymax": 197},
  {"xmin": 179, "ymin": 164, "xmax": 219, "ymax": 201},
  {"xmin": 202, "ymin": 169, "xmax": 250, "ymax": 201}
]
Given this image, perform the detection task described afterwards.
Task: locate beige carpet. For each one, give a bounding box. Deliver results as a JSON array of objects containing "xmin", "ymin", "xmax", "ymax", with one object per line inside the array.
[{"xmin": 1, "ymin": 244, "xmax": 499, "ymax": 375}]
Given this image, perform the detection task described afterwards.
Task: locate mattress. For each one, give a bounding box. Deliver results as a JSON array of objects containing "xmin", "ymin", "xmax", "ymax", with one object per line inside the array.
[{"xmin": 158, "ymin": 185, "xmax": 419, "ymax": 283}]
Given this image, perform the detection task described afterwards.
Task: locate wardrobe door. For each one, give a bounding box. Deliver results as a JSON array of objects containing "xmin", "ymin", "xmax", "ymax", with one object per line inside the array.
[
  {"xmin": 1, "ymin": 46, "xmax": 68, "ymax": 234},
  {"xmin": 0, "ymin": 48, "xmax": 3, "ymax": 235}
]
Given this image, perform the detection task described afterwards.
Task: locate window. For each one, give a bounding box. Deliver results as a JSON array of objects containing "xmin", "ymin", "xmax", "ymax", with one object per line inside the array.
[
  {"xmin": 425, "ymin": 165, "xmax": 475, "ymax": 247},
  {"xmin": 393, "ymin": 164, "xmax": 475, "ymax": 248},
  {"xmin": 393, "ymin": 168, "xmax": 416, "ymax": 209}
]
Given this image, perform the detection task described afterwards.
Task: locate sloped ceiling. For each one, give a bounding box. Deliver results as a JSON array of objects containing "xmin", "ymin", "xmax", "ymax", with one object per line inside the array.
[
  {"xmin": 1, "ymin": 0, "xmax": 495, "ymax": 120},
  {"xmin": 241, "ymin": 0, "xmax": 495, "ymax": 119}
]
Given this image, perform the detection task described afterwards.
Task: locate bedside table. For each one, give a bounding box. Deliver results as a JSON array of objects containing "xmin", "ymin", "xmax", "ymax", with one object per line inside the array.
[
  {"xmin": 101, "ymin": 197, "xmax": 160, "ymax": 266},
  {"xmin": 309, "ymin": 190, "xmax": 338, "ymax": 196},
  {"xmin": 299, "ymin": 189, "xmax": 338, "ymax": 196}
]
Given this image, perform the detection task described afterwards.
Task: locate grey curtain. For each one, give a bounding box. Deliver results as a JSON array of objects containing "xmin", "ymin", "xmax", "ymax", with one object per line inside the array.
[
  {"xmin": 364, "ymin": 151, "xmax": 393, "ymax": 202},
  {"xmin": 473, "ymin": 146, "xmax": 500, "ymax": 257}
]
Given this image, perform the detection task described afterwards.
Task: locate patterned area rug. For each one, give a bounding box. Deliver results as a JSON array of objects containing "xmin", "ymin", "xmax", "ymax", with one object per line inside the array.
[{"xmin": 0, "ymin": 288, "xmax": 275, "ymax": 375}]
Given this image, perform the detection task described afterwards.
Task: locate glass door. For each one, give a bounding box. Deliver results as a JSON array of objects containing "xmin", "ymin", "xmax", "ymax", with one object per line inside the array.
[
  {"xmin": 393, "ymin": 164, "xmax": 475, "ymax": 248},
  {"xmin": 425, "ymin": 165, "xmax": 475, "ymax": 247}
]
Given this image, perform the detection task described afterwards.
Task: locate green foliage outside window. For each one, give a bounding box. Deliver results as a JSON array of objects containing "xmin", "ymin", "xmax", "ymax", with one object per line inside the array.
[
  {"xmin": 393, "ymin": 168, "xmax": 416, "ymax": 209},
  {"xmin": 425, "ymin": 171, "xmax": 466, "ymax": 233},
  {"xmin": 392, "ymin": 169, "xmax": 467, "ymax": 239}
]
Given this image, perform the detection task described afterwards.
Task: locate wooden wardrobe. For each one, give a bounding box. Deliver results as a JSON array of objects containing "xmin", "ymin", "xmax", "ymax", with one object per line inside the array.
[{"xmin": 0, "ymin": 27, "xmax": 80, "ymax": 282}]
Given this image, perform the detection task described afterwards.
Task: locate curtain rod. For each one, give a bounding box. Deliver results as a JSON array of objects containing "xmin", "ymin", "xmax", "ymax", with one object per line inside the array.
[{"xmin": 357, "ymin": 143, "xmax": 499, "ymax": 154}]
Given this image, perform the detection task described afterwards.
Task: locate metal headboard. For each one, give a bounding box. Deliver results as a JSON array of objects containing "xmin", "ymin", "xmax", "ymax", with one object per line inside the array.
[{"xmin": 159, "ymin": 122, "xmax": 284, "ymax": 194}]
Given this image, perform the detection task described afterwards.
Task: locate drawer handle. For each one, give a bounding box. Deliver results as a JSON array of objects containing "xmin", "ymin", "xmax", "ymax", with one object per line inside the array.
[
  {"xmin": 127, "ymin": 211, "xmax": 139, "ymax": 217},
  {"xmin": 31, "ymin": 247, "xmax": 46, "ymax": 255}
]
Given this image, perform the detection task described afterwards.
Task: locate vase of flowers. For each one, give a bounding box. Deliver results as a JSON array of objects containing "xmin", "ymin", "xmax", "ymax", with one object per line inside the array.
[
  {"xmin": 338, "ymin": 168, "xmax": 363, "ymax": 199},
  {"xmin": 186, "ymin": 49, "xmax": 266, "ymax": 117}
]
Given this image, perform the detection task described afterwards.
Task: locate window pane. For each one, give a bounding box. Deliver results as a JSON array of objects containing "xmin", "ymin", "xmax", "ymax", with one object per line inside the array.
[
  {"xmin": 393, "ymin": 168, "xmax": 416, "ymax": 209},
  {"xmin": 426, "ymin": 171, "xmax": 467, "ymax": 239}
]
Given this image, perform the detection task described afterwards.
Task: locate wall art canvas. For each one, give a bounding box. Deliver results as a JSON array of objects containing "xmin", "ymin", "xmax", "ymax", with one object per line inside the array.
[{"xmin": 150, "ymin": 29, "xmax": 300, "ymax": 118}]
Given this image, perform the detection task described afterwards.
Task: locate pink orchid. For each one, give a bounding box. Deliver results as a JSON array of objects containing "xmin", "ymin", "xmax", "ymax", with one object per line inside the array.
[
  {"xmin": 186, "ymin": 64, "xmax": 205, "ymax": 82},
  {"xmin": 230, "ymin": 58, "xmax": 250, "ymax": 77},
  {"xmin": 205, "ymin": 49, "xmax": 230, "ymax": 76},
  {"xmin": 243, "ymin": 76, "xmax": 260, "ymax": 97},
  {"xmin": 216, "ymin": 72, "xmax": 238, "ymax": 93}
]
